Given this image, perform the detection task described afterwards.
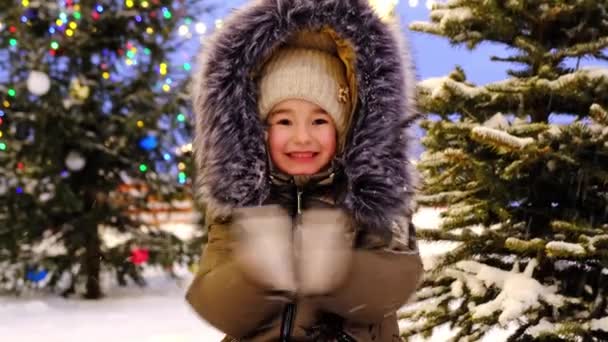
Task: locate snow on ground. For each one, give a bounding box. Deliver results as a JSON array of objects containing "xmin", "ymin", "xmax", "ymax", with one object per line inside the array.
[{"xmin": 0, "ymin": 267, "xmax": 224, "ymax": 342}]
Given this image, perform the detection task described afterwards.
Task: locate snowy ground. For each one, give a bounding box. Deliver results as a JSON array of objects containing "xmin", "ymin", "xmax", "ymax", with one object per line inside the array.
[
  {"xmin": 0, "ymin": 208, "xmax": 508, "ymax": 341},
  {"xmin": 0, "ymin": 268, "xmax": 224, "ymax": 342}
]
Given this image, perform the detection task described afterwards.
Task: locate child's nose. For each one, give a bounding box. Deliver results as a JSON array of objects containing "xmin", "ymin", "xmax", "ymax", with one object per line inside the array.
[{"xmin": 293, "ymin": 125, "xmax": 312, "ymax": 144}]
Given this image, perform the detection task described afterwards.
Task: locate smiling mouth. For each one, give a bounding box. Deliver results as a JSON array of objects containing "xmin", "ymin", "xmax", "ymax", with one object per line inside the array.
[{"xmin": 287, "ymin": 152, "xmax": 318, "ymax": 159}]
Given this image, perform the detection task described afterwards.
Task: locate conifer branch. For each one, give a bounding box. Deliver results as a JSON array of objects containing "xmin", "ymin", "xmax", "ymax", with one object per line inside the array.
[
  {"xmin": 471, "ymin": 126, "xmax": 534, "ymax": 151},
  {"xmin": 546, "ymin": 36, "xmax": 608, "ymax": 61},
  {"xmin": 590, "ymin": 103, "xmax": 608, "ymax": 125}
]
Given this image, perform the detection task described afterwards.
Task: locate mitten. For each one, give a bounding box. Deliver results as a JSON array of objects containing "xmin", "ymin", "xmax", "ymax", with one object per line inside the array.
[
  {"xmin": 231, "ymin": 205, "xmax": 297, "ymax": 296},
  {"xmin": 296, "ymin": 208, "xmax": 354, "ymax": 296}
]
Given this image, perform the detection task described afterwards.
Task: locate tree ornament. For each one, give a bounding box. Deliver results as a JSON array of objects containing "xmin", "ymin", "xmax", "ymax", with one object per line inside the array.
[
  {"xmin": 65, "ymin": 150, "xmax": 86, "ymax": 171},
  {"xmin": 130, "ymin": 248, "xmax": 149, "ymax": 265},
  {"xmin": 39, "ymin": 192, "xmax": 54, "ymax": 202},
  {"xmin": 26, "ymin": 71, "xmax": 51, "ymax": 96},
  {"xmin": 138, "ymin": 134, "xmax": 158, "ymax": 151},
  {"xmin": 69, "ymin": 78, "xmax": 90, "ymax": 102},
  {"xmin": 26, "ymin": 267, "xmax": 48, "ymax": 283}
]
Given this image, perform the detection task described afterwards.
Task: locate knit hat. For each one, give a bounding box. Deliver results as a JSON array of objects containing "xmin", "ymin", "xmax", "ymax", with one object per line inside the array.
[{"xmin": 257, "ymin": 32, "xmax": 352, "ymax": 146}]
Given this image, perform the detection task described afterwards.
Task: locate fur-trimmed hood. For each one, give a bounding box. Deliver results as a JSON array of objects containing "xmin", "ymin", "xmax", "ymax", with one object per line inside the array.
[{"xmin": 192, "ymin": 0, "xmax": 418, "ymax": 236}]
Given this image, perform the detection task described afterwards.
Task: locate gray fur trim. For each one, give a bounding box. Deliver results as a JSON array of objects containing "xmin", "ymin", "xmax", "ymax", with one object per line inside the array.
[{"xmin": 192, "ymin": 0, "xmax": 419, "ymax": 235}]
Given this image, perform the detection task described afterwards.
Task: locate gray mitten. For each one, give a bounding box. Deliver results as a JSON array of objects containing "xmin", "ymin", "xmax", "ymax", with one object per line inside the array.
[
  {"xmin": 232, "ymin": 205, "xmax": 297, "ymax": 295},
  {"xmin": 296, "ymin": 208, "xmax": 355, "ymax": 296}
]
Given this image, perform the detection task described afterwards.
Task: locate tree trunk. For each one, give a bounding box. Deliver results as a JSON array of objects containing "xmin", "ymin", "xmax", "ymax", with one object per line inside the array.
[{"xmin": 83, "ymin": 222, "xmax": 103, "ymax": 299}]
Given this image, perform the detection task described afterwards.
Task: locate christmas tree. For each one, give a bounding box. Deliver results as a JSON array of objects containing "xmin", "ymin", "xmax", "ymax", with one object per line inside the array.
[
  {"xmin": 0, "ymin": 0, "xmax": 205, "ymax": 299},
  {"xmin": 404, "ymin": 1, "xmax": 608, "ymax": 340}
]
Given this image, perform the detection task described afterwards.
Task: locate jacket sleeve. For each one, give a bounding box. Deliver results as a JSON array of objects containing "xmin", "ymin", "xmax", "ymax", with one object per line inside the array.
[
  {"xmin": 185, "ymin": 220, "xmax": 285, "ymax": 338},
  {"xmin": 316, "ymin": 217, "xmax": 424, "ymax": 324}
]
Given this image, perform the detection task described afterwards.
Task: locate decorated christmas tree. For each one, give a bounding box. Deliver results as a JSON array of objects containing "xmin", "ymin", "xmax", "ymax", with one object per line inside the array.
[
  {"xmin": 0, "ymin": 0, "xmax": 205, "ymax": 299},
  {"xmin": 403, "ymin": 1, "xmax": 608, "ymax": 340}
]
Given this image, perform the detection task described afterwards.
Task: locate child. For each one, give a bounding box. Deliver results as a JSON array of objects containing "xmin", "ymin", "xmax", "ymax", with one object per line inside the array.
[{"xmin": 187, "ymin": 1, "xmax": 423, "ymax": 341}]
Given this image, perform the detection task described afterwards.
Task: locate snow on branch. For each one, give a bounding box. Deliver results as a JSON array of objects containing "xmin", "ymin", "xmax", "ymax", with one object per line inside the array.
[
  {"xmin": 471, "ymin": 126, "xmax": 534, "ymax": 150},
  {"xmin": 419, "ymin": 76, "xmax": 485, "ymax": 100},
  {"xmin": 505, "ymin": 237, "xmax": 545, "ymax": 253},
  {"xmin": 419, "ymin": 150, "xmax": 449, "ymax": 168},
  {"xmin": 546, "ymin": 36, "xmax": 608, "ymax": 60},
  {"xmin": 429, "ymin": 7, "xmax": 474, "ymax": 30},
  {"xmin": 452, "ymin": 259, "xmax": 574, "ymax": 326},
  {"xmin": 444, "ymin": 267, "xmax": 486, "ymax": 297},
  {"xmin": 525, "ymin": 318, "xmax": 558, "ymax": 338},
  {"xmin": 444, "ymin": 202, "xmax": 484, "ymax": 218},
  {"xmin": 409, "ymin": 21, "xmax": 442, "ymax": 35},
  {"xmin": 483, "ymin": 112, "xmax": 510, "ymax": 130},
  {"xmin": 583, "ymin": 234, "xmax": 608, "ymax": 253},
  {"xmin": 550, "ymin": 67, "xmax": 608, "ymax": 88},
  {"xmin": 526, "ymin": 316, "xmax": 608, "ymax": 338},
  {"xmin": 551, "ymin": 220, "xmax": 604, "ymax": 236},
  {"xmin": 591, "ymin": 317, "xmax": 608, "ymax": 332},
  {"xmin": 419, "ymin": 148, "xmax": 469, "ymax": 168},
  {"xmin": 545, "ymin": 241, "xmax": 586, "ymax": 258},
  {"xmin": 416, "ymin": 189, "xmax": 477, "ymax": 206},
  {"xmin": 590, "ymin": 103, "xmax": 608, "ymax": 125},
  {"xmin": 484, "ymin": 67, "xmax": 608, "ymax": 94}
]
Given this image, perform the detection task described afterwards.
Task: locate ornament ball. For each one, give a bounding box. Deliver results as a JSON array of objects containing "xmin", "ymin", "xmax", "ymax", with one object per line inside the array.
[
  {"xmin": 65, "ymin": 151, "xmax": 86, "ymax": 171},
  {"xmin": 27, "ymin": 71, "xmax": 51, "ymax": 96}
]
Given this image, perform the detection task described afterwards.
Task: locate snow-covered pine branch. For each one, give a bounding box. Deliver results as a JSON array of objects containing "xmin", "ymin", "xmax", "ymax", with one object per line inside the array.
[
  {"xmin": 416, "ymin": 189, "xmax": 477, "ymax": 206},
  {"xmin": 471, "ymin": 126, "xmax": 534, "ymax": 150},
  {"xmin": 408, "ymin": 21, "xmax": 442, "ymax": 35},
  {"xmin": 546, "ymin": 36, "xmax": 608, "ymax": 60},
  {"xmin": 526, "ymin": 316, "xmax": 608, "ymax": 338},
  {"xmin": 545, "ymin": 241, "xmax": 586, "ymax": 258},
  {"xmin": 485, "ymin": 67, "xmax": 608, "ymax": 93},
  {"xmin": 505, "ymin": 237, "xmax": 545, "ymax": 254},
  {"xmin": 453, "ymin": 259, "xmax": 574, "ymax": 326},
  {"xmin": 429, "ymin": 7, "xmax": 474, "ymax": 31},
  {"xmin": 418, "ymin": 76, "xmax": 486, "ymax": 100},
  {"xmin": 590, "ymin": 103, "xmax": 608, "ymax": 125}
]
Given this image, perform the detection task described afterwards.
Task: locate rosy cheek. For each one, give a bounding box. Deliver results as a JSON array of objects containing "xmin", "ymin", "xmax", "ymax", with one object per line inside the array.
[
  {"xmin": 267, "ymin": 128, "xmax": 287, "ymax": 155},
  {"xmin": 321, "ymin": 129, "xmax": 337, "ymax": 152}
]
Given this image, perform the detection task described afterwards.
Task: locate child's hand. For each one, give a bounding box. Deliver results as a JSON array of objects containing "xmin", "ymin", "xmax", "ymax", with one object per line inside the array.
[
  {"xmin": 232, "ymin": 205, "xmax": 297, "ymax": 296},
  {"xmin": 296, "ymin": 208, "xmax": 355, "ymax": 296}
]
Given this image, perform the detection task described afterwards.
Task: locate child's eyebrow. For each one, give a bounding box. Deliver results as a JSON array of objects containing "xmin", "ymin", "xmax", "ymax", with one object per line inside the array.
[
  {"xmin": 269, "ymin": 107, "xmax": 328, "ymax": 116},
  {"xmin": 269, "ymin": 108, "xmax": 293, "ymax": 116}
]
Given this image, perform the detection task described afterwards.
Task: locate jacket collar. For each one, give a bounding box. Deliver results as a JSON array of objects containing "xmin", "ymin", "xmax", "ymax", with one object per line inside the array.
[{"xmin": 269, "ymin": 160, "xmax": 339, "ymax": 189}]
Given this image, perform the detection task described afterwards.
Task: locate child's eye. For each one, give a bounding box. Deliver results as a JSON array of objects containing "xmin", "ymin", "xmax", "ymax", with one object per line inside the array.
[
  {"xmin": 275, "ymin": 119, "xmax": 291, "ymax": 126},
  {"xmin": 313, "ymin": 118, "xmax": 329, "ymax": 125}
]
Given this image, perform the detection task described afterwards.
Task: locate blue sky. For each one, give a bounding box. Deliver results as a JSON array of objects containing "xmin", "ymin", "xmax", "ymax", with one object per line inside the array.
[{"xmin": 204, "ymin": 0, "xmax": 607, "ymax": 84}]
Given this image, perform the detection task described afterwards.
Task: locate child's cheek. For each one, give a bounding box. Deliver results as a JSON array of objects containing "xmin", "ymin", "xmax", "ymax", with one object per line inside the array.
[{"xmin": 267, "ymin": 126, "xmax": 286, "ymax": 157}]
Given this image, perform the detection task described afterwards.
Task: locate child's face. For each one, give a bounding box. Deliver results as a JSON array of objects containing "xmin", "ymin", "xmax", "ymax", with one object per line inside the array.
[{"xmin": 266, "ymin": 99, "xmax": 337, "ymax": 175}]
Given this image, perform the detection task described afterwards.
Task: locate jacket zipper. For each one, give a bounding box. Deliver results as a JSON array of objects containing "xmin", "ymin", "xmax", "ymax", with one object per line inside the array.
[
  {"xmin": 279, "ymin": 186, "xmax": 303, "ymax": 342},
  {"xmin": 296, "ymin": 187, "xmax": 303, "ymax": 217}
]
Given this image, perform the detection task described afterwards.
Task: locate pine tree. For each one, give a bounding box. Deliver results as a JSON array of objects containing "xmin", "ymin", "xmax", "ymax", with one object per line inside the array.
[
  {"xmin": 0, "ymin": 0, "xmax": 205, "ymax": 298},
  {"xmin": 404, "ymin": 1, "xmax": 608, "ymax": 340}
]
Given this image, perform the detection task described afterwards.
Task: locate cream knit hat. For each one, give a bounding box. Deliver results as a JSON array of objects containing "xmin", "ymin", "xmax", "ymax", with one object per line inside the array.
[{"xmin": 257, "ymin": 44, "xmax": 351, "ymax": 144}]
